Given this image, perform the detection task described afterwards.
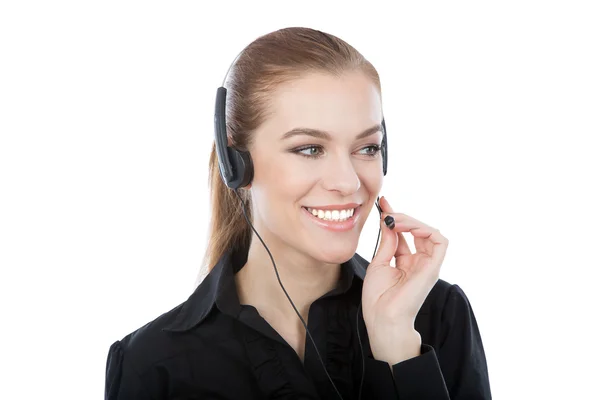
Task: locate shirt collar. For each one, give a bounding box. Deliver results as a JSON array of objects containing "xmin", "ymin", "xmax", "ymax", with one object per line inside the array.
[{"xmin": 162, "ymin": 244, "xmax": 369, "ymax": 333}]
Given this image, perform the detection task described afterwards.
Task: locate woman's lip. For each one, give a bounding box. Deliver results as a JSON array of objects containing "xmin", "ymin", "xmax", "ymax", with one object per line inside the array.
[
  {"xmin": 303, "ymin": 203, "xmax": 360, "ymax": 210},
  {"xmin": 301, "ymin": 205, "xmax": 361, "ymax": 232}
]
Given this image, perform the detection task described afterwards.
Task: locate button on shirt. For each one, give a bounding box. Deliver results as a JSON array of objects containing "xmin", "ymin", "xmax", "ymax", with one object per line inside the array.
[{"xmin": 105, "ymin": 244, "xmax": 492, "ymax": 399}]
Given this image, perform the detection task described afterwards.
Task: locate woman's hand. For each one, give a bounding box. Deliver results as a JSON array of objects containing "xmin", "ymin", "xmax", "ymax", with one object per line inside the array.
[{"xmin": 362, "ymin": 196, "xmax": 449, "ymax": 365}]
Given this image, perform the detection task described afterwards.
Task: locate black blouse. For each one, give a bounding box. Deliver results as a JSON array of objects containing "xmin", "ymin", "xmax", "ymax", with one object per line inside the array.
[{"xmin": 105, "ymin": 245, "xmax": 491, "ymax": 399}]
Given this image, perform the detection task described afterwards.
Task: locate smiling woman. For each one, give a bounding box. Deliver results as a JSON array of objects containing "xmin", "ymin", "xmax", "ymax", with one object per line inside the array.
[
  {"xmin": 105, "ymin": 26, "xmax": 491, "ymax": 400},
  {"xmin": 236, "ymin": 69, "xmax": 385, "ymax": 266}
]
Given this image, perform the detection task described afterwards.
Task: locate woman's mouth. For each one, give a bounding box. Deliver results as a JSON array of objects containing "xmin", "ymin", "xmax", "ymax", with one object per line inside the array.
[{"xmin": 301, "ymin": 205, "xmax": 361, "ymax": 232}]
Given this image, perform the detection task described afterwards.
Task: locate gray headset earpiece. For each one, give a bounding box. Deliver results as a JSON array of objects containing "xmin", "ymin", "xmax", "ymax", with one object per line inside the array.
[{"xmin": 214, "ymin": 87, "xmax": 254, "ymax": 189}]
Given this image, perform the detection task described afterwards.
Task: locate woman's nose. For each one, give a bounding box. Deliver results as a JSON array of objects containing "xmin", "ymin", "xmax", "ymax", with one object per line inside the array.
[{"xmin": 320, "ymin": 156, "xmax": 361, "ymax": 195}]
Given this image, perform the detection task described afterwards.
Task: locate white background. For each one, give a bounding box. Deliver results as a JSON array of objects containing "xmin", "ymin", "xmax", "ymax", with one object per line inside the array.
[{"xmin": 1, "ymin": 1, "xmax": 598, "ymax": 398}]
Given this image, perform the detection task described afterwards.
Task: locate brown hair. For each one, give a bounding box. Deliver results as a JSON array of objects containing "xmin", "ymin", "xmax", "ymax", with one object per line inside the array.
[{"xmin": 201, "ymin": 27, "xmax": 382, "ymax": 276}]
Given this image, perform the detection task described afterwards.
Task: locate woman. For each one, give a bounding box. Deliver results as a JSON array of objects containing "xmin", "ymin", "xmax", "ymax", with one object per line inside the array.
[{"xmin": 105, "ymin": 27, "xmax": 491, "ymax": 399}]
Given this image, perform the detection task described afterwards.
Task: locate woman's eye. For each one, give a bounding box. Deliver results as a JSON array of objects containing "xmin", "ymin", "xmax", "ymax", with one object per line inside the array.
[
  {"xmin": 358, "ymin": 145, "xmax": 381, "ymax": 157},
  {"xmin": 292, "ymin": 144, "xmax": 381, "ymax": 159},
  {"xmin": 296, "ymin": 146, "xmax": 324, "ymax": 158}
]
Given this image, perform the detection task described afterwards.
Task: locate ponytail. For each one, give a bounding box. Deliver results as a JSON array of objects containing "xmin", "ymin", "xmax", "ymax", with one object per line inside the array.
[{"xmin": 201, "ymin": 141, "xmax": 252, "ymax": 276}]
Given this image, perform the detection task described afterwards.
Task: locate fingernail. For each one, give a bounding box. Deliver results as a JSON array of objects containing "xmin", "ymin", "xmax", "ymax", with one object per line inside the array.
[{"xmin": 384, "ymin": 215, "xmax": 395, "ymax": 229}]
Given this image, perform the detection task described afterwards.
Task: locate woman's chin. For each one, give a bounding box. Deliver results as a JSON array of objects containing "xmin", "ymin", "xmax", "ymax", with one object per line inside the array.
[{"xmin": 312, "ymin": 243, "xmax": 358, "ymax": 264}]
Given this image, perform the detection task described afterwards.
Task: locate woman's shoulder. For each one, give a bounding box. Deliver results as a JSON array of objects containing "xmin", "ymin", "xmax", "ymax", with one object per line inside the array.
[
  {"xmin": 423, "ymin": 278, "xmax": 459, "ymax": 311},
  {"xmin": 105, "ymin": 297, "xmax": 234, "ymax": 398},
  {"xmin": 110, "ymin": 289, "xmax": 226, "ymax": 369},
  {"xmin": 106, "ymin": 296, "xmax": 237, "ymax": 394},
  {"xmin": 105, "ymin": 301, "xmax": 189, "ymax": 398},
  {"xmin": 423, "ymin": 278, "xmax": 475, "ymax": 315},
  {"xmin": 107, "ymin": 301, "xmax": 189, "ymax": 372},
  {"xmin": 415, "ymin": 278, "xmax": 482, "ymax": 348}
]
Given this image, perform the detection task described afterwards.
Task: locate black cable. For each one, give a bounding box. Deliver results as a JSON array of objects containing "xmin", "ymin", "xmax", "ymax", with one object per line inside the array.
[{"xmin": 357, "ymin": 222, "xmax": 382, "ymax": 400}]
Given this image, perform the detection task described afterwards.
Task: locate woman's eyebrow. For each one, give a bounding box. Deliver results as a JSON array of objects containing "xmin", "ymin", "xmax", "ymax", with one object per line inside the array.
[{"xmin": 281, "ymin": 123, "xmax": 383, "ymax": 141}]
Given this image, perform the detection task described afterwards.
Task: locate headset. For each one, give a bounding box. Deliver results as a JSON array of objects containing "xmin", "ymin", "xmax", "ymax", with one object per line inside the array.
[{"xmin": 214, "ymin": 53, "xmax": 388, "ymax": 400}]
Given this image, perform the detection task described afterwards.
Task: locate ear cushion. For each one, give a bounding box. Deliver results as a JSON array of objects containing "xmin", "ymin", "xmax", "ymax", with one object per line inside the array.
[{"xmin": 228, "ymin": 147, "xmax": 254, "ymax": 189}]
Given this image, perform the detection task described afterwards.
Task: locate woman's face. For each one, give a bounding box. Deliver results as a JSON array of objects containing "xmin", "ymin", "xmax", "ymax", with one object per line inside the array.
[{"xmin": 248, "ymin": 71, "xmax": 384, "ymax": 264}]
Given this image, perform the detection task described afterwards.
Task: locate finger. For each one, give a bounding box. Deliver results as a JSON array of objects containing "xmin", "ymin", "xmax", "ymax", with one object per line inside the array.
[
  {"xmin": 379, "ymin": 195, "xmax": 394, "ymax": 213},
  {"xmin": 419, "ymin": 230, "xmax": 449, "ymax": 271},
  {"xmin": 380, "ymin": 196, "xmax": 444, "ymax": 253},
  {"xmin": 383, "ymin": 213, "xmax": 435, "ymax": 234},
  {"xmin": 379, "ymin": 196, "xmax": 411, "ymax": 256},
  {"xmin": 370, "ymin": 217, "xmax": 398, "ymax": 269},
  {"xmin": 380, "ymin": 197, "xmax": 448, "ymax": 279},
  {"xmin": 394, "ymin": 232, "xmax": 412, "ymax": 258},
  {"xmin": 380, "ymin": 197, "xmax": 435, "ymax": 232},
  {"xmin": 385, "ymin": 219, "xmax": 412, "ymax": 257},
  {"xmin": 392, "ymin": 222, "xmax": 443, "ymax": 257}
]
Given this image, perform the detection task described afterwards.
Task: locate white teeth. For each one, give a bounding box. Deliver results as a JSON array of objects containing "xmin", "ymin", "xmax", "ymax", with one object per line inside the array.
[{"xmin": 305, "ymin": 207, "xmax": 357, "ymax": 222}]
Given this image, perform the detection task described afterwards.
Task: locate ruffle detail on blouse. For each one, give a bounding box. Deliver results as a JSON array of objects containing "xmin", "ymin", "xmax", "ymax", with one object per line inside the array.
[
  {"xmin": 325, "ymin": 302, "xmax": 356, "ymax": 395},
  {"xmin": 242, "ymin": 327, "xmax": 298, "ymax": 399}
]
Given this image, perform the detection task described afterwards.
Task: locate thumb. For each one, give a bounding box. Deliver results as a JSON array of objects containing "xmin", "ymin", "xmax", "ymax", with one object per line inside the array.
[{"xmin": 370, "ymin": 216, "xmax": 397, "ymax": 268}]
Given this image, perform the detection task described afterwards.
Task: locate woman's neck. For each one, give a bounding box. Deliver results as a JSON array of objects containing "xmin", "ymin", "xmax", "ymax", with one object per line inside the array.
[{"xmin": 234, "ymin": 234, "xmax": 342, "ymax": 326}]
